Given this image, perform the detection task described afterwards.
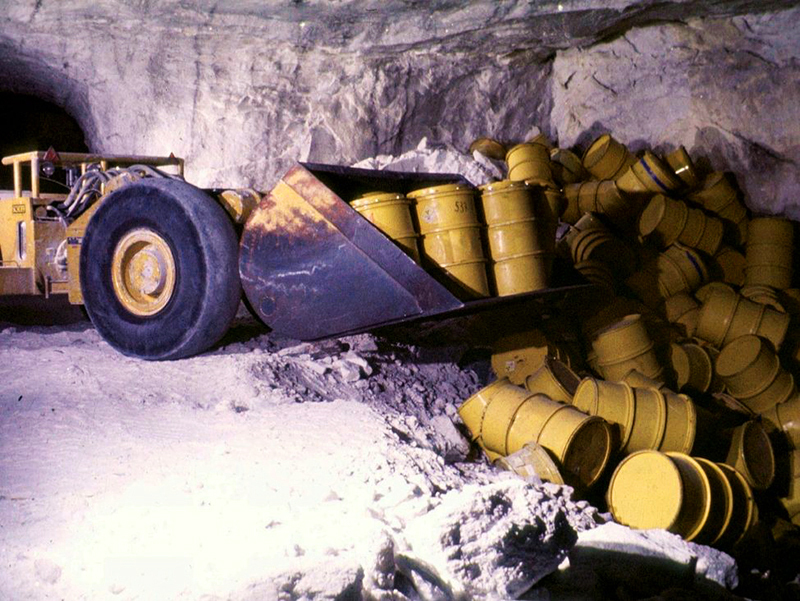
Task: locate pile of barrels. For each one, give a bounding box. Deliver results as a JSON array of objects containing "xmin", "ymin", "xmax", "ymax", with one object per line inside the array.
[
  {"xmin": 457, "ymin": 132, "xmax": 800, "ymax": 553},
  {"xmin": 348, "ymin": 138, "xmax": 562, "ymax": 299}
]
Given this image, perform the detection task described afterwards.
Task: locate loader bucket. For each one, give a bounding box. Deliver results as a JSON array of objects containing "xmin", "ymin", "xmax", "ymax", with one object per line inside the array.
[{"xmin": 239, "ymin": 162, "xmax": 589, "ymax": 341}]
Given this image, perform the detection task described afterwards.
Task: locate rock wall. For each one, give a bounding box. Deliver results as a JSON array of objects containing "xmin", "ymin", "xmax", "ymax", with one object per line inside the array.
[{"xmin": 0, "ymin": 0, "xmax": 798, "ymax": 215}]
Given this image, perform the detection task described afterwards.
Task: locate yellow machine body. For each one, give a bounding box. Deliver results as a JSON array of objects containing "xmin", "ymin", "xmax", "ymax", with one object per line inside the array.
[{"xmin": 0, "ymin": 150, "xmax": 257, "ymax": 305}]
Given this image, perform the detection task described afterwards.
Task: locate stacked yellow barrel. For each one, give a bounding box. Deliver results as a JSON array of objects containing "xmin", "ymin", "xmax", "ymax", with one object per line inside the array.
[
  {"xmin": 407, "ymin": 184, "xmax": 491, "ymax": 299},
  {"xmin": 459, "ymin": 131, "xmax": 800, "ymax": 551},
  {"xmin": 479, "ymin": 180, "xmax": 554, "ymax": 296},
  {"xmin": 350, "ymin": 191, "xmax": 421, "ymax": 263}
]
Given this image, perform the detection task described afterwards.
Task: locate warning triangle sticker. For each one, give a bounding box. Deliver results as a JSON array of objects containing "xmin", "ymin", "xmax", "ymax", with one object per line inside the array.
[{"xmin": 43, "ymin": 147, "xmax": 60, "ymax": 162}]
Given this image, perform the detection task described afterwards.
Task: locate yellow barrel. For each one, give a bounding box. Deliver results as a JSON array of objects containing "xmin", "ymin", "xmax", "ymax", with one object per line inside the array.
[
  {"xmin": 745, "ymin": 236, "xmax": 794, "ymax": 289},
  {"xmin": 638, "ymin": 195, "xmax": 689, "ymax": 247},
  {"xmin": 748, "ymin": 216, "xmax": 794, "ymax": 246},
  {"xmin": 506, "ymin": 143, "xmax": 553, "ymax": 185},
  {"xmin": 688, "ymin": 172, "xmax": 739, "ymax": 212},
  {"xmin": 495, "ymin": 441, "xmax": 565, "ymax": 484},
  {"xmin": 691, "ymin": 457, "xmax": 733, "ymax": 546},
  {"xmin": 622, "ymin": 369, "xmax": 667, "ymax": 391},
  {"xmin": 524, "ymin": 356, "xmax": 582, "ymax": 404},
  {"xmin": 469, "ymin": 137, "xmax": 507, "ymax": 161},
  {"xmin": 491, "ymin": 329, "xmax": 568, "ymax": 385},
  {"xmin": 724, "ymin": 421, "xmax": 775, "ymax": 490},
  {"xmin": 458, "ymin": 383, "xmax": 497, "ymax": 441},
  {"xmin": 760, "ymin": 392, "xmax": 800, "ymax": 450},
  {"xmin": 351, "ymin": 192, "xmax": 421, "ymax": 262},
  {"xmin": 479, "ymin": 180, "xmax": 539, "ymax": 224},
  {"xmin": 607, "ymin": 450, "xmax": 712, "ymax": 541},
  {"xmin": 477, "ymin": 379, "xmax": 535, "ymax": 455},
  {"xmin": 421, "ymin": 225, "xmax": 484, "ymax": 265},
  {"xmin": 550, "ymin": 148, "xmax": 590, "ymax": 185},
  {"xmin": 660, "ymin": 390, "xmax": 698, "ymax": 455},
  {"xmin": 487, "ymin": 219, "xmax": 548, "ymax": 259},
  {"xmin": 478, "ymin": 382, "xmax": 611, "ymax": 487},
  {"xmin": 591, "ymin": 314, "xmax": 652, "ymax": 364},
  {"xmin": 625, "ymin": 386, "xmax": 668, "ymax": 452},
  {"xmin": 629, "ymin": 151, "xmax": 683, "ymax": 194},
  {"xmin": 657, "ymin": 243, "xmax": 708, "ymax": 297},
  {"xmin": 691, "ymin": 213, "xmax": 725, "ymax": 257},
  {"xmin": 715, "ymin": 463, "xmax": 757, "ymax": 548},
  {"xmin": 740, "ymin": 285, "xmax": 785, "ymax": 312},
  {"xmin": 710, "ymin": 245, "xmax": 746, "ymax": 286},
  {"xmin": 409, "ymin": 183, "xmax": 489, "ymax": 299},
  {"xmin": 664, "ymin": 146, "xmax": 700, "ymax": 190},
  {"xmin": 574, "ymin": 259, "xmax": 616, "ymax": 294},
  {"xmin": 506, "ymin": 395, "xmax": 611, "ymax": 488},
  {"xmin": 596, "ymin": 344, "xmax": 663, "ymax": 382},
  {"xmin": 688, "ymin": 172, "xmax": 749, "ymax": 246},
  {"xmin": 582, "ymin": 134, "xmax": 637, "ymax": 180},
  {"xmin": 572, "ymin": 378, "xmax": 635, "ymax": 448},
  {"xmin": 715, "ymin": 334, "xmax": 796, "ymax": 413},
  {"xmin": 430, "ymin": 260, "xmax": 491, "ymax": 299},
  {"xmin": 408, "ymin": 183, "xmax": 479, "ymax": 234},
  {"xmin": 695, "ymin": 281, "xmax": 734, "ymax": 304},
  {"xmin": 492, "ymin": 251, "xmax": 551, "ymax": 296},
  {"xmin": 596, "ymin": 180, "xmax": 644, "ymax": 229},
  {"xmin": 670, "ymin": 342, "xmax": 713, "ymax": 393},
  {"xmin": 713, "ymin": 291, "xmax": 791, "ymax": 351},
  {"xmin": 663, "ymin": 293, "xmax": 700, "ymax": 337},
  {"xmin": 561, "ymin": 183, "xmax": 584, "ymax": 225},
  {"xmin": 695, "ymin": 285, "xmax": 740, "ymax": 347}
]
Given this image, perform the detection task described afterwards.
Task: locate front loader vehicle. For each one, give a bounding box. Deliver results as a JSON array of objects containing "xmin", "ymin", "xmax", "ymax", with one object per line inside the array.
[
  {"xmin": 0, "ymin": 150, "xmax": 242, "ymax": 359},
  {"xmin": 1, "ymin": 150, "xmax": 590, "ymax": 360}
]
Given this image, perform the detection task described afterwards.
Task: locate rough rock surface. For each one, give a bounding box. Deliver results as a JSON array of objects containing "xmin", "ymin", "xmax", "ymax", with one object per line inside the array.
[
  {"xmin": 552, "ymin": 10, "xmax": 800, "ymax": 219},
  {"xmin": 1, "ymin": 1, "xmax": 798, "ymax": 217}
]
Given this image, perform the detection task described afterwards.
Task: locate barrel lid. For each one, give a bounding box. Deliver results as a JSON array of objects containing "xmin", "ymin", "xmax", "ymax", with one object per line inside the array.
[
  {"xmin": 638, "ymin": 195, "xmax": 668, "ymax": 237},
  {"xmin": 670, "ymin": 343, "xmax": 691, "ymax": 389},
  {"xmin": 478, "ymin": 179, "xmax": 530, "ymax": 193},
  {"xmin": 695, "ymin": 281, "xmax": 734, "ymax": 304},
  {"xmin": 351, "ymin": 192, "xmax": 407, "ymax": 208},
  {"xmin": 582, "ymin": 134, "xmax": 612, "ymax": 169},
  {"xmin": 733, "ymin": 420, "xmax": 775, "ymax": 490},
  {"xmin": 715, "ymin": 335, "xmax": 764, "ymax": 378},
  {"xmin": 571, "ymin": 377, "xmax": 601, "ymax": 415},
  {"xmin": 562, "ymin": 418, "xmax": 612, "ymax": 489},
  {"xmin": 607, "ymin": 450, "xmax": 684, "ymax": 530},
  {"xmin": 406, "ymin": 183, "xmax": 474, "ymax": 198}
]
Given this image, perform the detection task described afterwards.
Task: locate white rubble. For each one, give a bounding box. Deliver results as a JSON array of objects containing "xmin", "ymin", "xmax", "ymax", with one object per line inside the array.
[{"xmin": 0, "ymin": 315, "xmax": 597, "ymax": 600}]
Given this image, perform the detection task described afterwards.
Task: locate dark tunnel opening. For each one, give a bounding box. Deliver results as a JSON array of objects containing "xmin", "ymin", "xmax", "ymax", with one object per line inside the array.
[{"xmin": 0, "ymin": 91, "xmax": 88, "ymax": 191}]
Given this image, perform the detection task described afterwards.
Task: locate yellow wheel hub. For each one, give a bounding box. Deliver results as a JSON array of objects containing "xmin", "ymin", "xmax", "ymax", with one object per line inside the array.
[{"xmin": 111, "ymin": 228, "xmax": 176, "ymax": 316}]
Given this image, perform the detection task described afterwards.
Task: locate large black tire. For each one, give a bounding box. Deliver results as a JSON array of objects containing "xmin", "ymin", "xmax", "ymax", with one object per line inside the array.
[{"xmin": 80, "ymin": 178, "xmax": 241, "ymax": 360}]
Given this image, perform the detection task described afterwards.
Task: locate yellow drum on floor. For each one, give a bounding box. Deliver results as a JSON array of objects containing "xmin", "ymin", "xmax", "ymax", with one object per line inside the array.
[
  {"xmin": 664, "ymin": 146, "xmax": 700, "ymax": 190},
  {"xmin": 607, "ymin": 450, "xmax": 712, "ymax": 541},
  {"xmin": 724, "ymin": 420, "xmax": 775, "ymax": 491},
  {"xmin": 582, "ymin": 134, "xmax": 637, "ymax": 180},
  {"xmin": 524, "ymin": 356, "xmax": 582, "ymax": 404}
]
